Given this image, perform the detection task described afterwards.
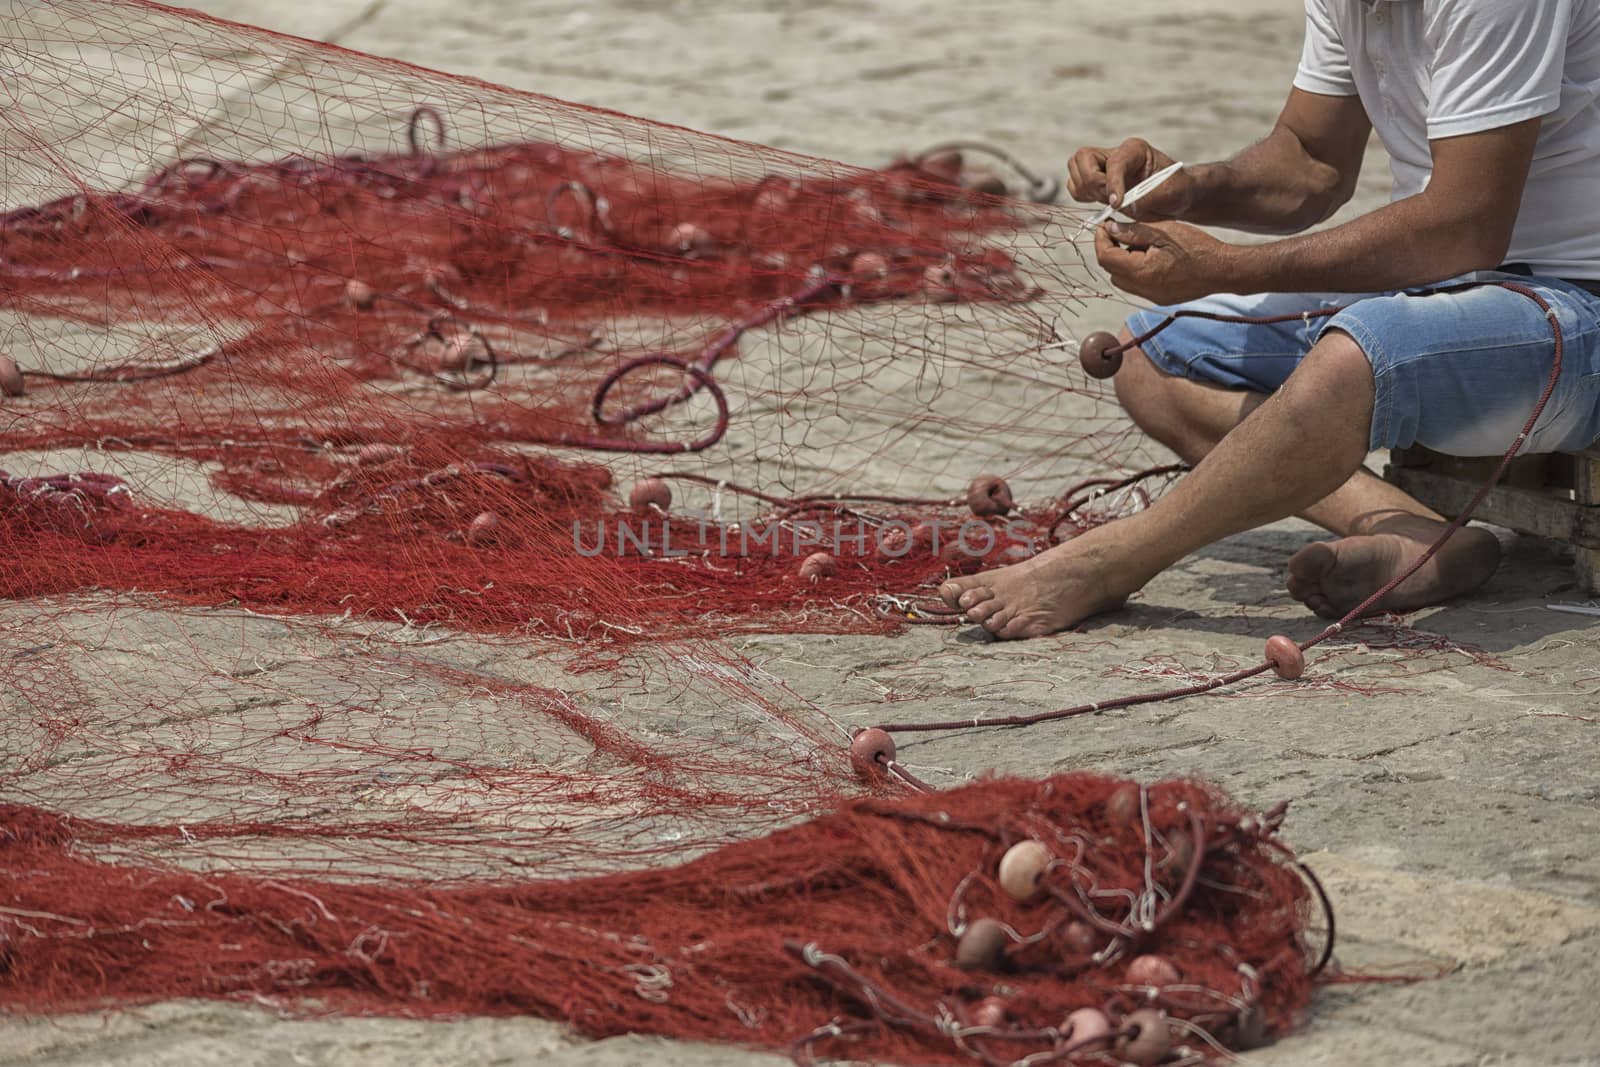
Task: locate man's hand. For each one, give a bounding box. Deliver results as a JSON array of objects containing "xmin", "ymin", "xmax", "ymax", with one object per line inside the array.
[
  {"xmin": 1094, "ymin": 220, "xmax": 1235, "ymax": 304},
  {"xmin": 1068, "ymin": 137, "xmax": 1197, "ymax": 221}
]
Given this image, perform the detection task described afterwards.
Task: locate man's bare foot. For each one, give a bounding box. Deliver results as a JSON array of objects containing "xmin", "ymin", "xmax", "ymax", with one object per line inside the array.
[
  {"xmin": 1286, "ymin": 517, "xmax": 1501, "ymax": 620},
  {"xmin": 937, "ymin": 538, "xmax": 1135, "ymax": 639}
]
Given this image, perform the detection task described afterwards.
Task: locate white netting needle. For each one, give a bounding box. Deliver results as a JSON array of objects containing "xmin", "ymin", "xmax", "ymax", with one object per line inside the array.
[{"xmin": 1082, "ymin": 160, "xmax": 1186, "ymax": 231}]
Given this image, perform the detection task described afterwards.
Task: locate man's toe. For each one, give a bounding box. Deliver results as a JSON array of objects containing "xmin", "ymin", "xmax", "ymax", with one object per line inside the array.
[
  {"xmin": 981, "ymin": 605, "xmax": 1015, "ymax": 634},
  {"xmin": 1288, "ymin": 541, "xmax": 1338, "ymax": 585},
  {"xmin": 937, "ymin": 580, "xmax": 967, "ymax": 608},
  {"xmin": 1306, "ymin": 593, "xmax": 1339, "ymax": 619},
  {"xmin": 958, "ymin": 586, "xmax": 995, "ymax": 610},
  {"xmin": 966, "ymin": 598, "xmax": 1003, "ymax": 625}
]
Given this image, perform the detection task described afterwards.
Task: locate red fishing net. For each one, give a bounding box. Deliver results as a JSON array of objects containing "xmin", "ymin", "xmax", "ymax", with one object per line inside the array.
[
  {"xmin": 2, "ymin": 774, "xmax": 1323, "ymax": 1065},
  {"xmin": 1, "ymin": 2, "xmax": 1327, "ymax": 1062}
]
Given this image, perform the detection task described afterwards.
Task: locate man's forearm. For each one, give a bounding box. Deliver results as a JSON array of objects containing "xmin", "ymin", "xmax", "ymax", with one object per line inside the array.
[
  {"xmin": 1183, "ymin": 126, "xmax": 1354, "ymax": 234},
  {"xmin": 1218, "ymin": 192, "xmax": 1509, "ymax": 294}
]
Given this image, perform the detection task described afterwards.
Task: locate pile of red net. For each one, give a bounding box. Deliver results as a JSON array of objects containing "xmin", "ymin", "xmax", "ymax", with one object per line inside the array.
[
  {"xmin": 1, "ymin": 772, "xmax": 1322, "ymax": 1064},
  {"xmin": 0, "ymin": 3, "xmax": 1324, "ymax": 1063},
  {"xmin": 0, "ymin": 78, "xmax": 1150, "ymax": 638}
]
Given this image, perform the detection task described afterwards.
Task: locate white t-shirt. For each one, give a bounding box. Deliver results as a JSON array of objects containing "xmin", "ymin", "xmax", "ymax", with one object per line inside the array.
[{"xmin": 1295, "ymin": 0, "xmax": 1600, "ymax": 279}]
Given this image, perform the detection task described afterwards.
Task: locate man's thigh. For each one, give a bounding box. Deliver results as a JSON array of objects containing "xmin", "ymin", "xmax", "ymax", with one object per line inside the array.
[
  {"xmin": 1124, "ymin": 290, "xmax": 1381, "ymax": 395},
  {"xmin": 1124, "ymin": 277, "xmax": 1600, "ymax": 458},
  {"xmin": 1324, "ymin": 276, "xmax": 1600, "ymax": 456}
]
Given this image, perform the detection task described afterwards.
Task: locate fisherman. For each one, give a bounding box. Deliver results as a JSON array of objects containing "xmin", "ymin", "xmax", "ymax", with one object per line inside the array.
[{"xmin": 941, "ymin": 0, "xmax": 1600, "ymax": 638}]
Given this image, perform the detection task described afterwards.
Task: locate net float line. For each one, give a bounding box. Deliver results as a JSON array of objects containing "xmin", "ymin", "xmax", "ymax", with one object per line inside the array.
[
  {"xmin": 905, "ymin": 141, "xmax": 1066, "ymax": 204},
  {"xmin": 573, "ymin": 355, "xmax": 732, "ymax": 453},
  {"xmin": 1037, "ymin": 464, "xmax": 1190, "ymax": 545},
  {"xmin": 635, "ymin": 466, "xmax": 1184, "ymax": 526},
  {"xmin": 644, "ymin": 470, "xmax": 958, "ymax": 511},
  {"xmin": 1075, "ymin": 305, "xmax": 1343, "ymax": 381},
  {"xmin": 591, "ymin": 273, "xmax": 840, "ymax": 429},
  {"xmin": 21, "ymin": 342, "xmax": 224, "ymax": 384},
  {"xmin": 876, "ymin": 281, "xmax": 1566, "ymax": 736}
]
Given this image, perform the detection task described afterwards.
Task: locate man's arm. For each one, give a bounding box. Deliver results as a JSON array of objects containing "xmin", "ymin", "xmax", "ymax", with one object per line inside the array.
[
  {"xmin": 1096, "ymin": 118, "xmax": 1541, "ymax": 302},
  {"xmin": 1067, "ymin": 87, "xmax": 1371, "ymax": 234},
  {"xmin": 1097, "ymin": 0, "xmax": 1568, "ymax": 303},
  {"xmin": 1181, "ymin": 88, "xmax": 1371, "ymax": 234},
  {"xmin": 1221, "ymin": 118, "xmax": 1540, "ymax": 291}
]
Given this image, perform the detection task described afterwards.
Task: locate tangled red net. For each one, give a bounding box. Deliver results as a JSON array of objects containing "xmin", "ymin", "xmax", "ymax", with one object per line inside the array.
[
  {"xmin": 2, "ymin": 2, "xmax": 1331, "ymax": 1063},
  {"xmin": 3, "ymin": 775, "xmax": 1324, "ymax": 1065}
]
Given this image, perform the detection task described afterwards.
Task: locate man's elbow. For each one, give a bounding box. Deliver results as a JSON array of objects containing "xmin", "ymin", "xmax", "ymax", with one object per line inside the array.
[
  {"xmin": 1306, "ymin": 178, "xmax": 1359, "ymax": 228},
  {"xmin": 1277, "ymin": 170, "xmax": 1359, "ymax": 234},
  {"xmin": 1456, "ymin": 212, "xmax": 1518, "ymax": 272},
  {"xmin": 1418, "ymin": 187, "xmax": 1519, "ymax": 273}
]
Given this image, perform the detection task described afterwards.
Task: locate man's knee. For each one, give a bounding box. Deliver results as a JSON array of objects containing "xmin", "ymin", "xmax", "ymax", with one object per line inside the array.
[
  {"xmin": 1113, "ymin": 332, "xmax": 1206, "ymax": 450},
  {"xmin": 1278, "ymin": 329, "xmax": 1377, "ymax": 458},
  {"xmin": 1110, "ymin": 331, "xmax": 1163, "ymax": 417},
  {"xmin": 1287, "ymin": 329, "xmax": 1375, "ymax": 405}
]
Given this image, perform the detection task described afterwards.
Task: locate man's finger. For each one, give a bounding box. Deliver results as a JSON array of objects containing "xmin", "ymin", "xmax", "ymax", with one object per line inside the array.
[
  {"xmin": 1123, "ymin": 171, "xmax": 1191, "ymax": 222},
  {"xmin": 1094, "ymin": 225, "xmax": 1140, "ymax": 272},
  {"xmin": 1066, "ymin": 147, "xmax": 1109, "ymax": 203},
  {"xmin": 1105, "ymin": 220, "xmax": 1165, "ymax": 251},
  {"xmin": 1102, "ymin": 140, "xmax": 1150, "ymax": 207}
]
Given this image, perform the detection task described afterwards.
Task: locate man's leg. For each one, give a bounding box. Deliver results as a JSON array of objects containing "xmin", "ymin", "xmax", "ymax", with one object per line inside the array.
[
  {"xmin": 1113, "ymin": 332, "xmax": 1500, "ymax": 618},
  {"xmin": 939, "ymin": 330, "xmax": 1490, "ymax": 638}
]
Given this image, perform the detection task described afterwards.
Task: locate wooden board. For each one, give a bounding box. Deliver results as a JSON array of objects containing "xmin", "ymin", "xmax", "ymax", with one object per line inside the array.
[
  {"xmin": 1577, "ymin": 452, "xmax": 1600, "ymax": 593},
  {"xmin": 1384, "ymin": 445, "xmax": 1600, "ymax": 593},
  {"xmin": 1384, "ymin": 466, "xmax": 1600, "ymax": 548}
]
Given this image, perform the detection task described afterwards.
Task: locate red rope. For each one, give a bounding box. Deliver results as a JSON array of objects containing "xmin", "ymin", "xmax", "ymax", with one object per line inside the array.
[{"xmin": 591, "ymin": 274, "xmax": 840, "ymax": 430}]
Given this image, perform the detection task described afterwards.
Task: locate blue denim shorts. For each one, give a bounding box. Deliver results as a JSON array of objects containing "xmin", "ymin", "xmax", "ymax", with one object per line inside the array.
[{"xmin": 1125, "ymin": 272, "xmax": 1600, "ymax": 456}]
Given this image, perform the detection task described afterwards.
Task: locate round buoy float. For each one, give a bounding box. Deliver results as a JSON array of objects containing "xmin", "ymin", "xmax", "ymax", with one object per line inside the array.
[
  {"xmin": 970, "ymin": 996, "xmax": 1008, "ymax": 1028},
  {"xmin": 1125, "ymin": 954, "xmax": 1180, "ymax": 988},
  {"xmin": 1164, "ymin": 827, "xmax": 1196, "ymax": 873},
  {"xmin": 939, "ymin": 539, "xmax": 983, "ymax": 575},
  {"xmin": 1117, "ymin": 1008, "xmax": 1173, "ymax": 1066},
  {"xmin": 997, "ymin": 839, "xmax": 1053, "ymax": 901},
  {"xmin": 922, "ymin": 263, "xmax": 959, "ymax": 301},
  {"xmin": 1062, "ymin": 920, "xmax": 1098, "ymax": 956},
  {"xmin": 1078, "ymin": 331, "xmax": 1124, "ymax": 379},
  {"xmin": 1059, "ymin": 1007, "xmax": 1112, "ymax": 1050},
  {"xmin": 0, "ymin": 355, "xmax": 25, "ymax": 398},
  {"xmin": 955, "ymin": 917, "xmax": 1010, "ymax": 971},
  {"xmin": 919, "ymin": 149, "xmax": 964, "ymax": 184},
  {"xmin": 877, "ymin": 525, "xmax": 909, "ymax": 558},
  {"xmin": 343, "ymin": 279, "xmax": 376, "ymax": 311},
  {"xmin": 798, "ymin": 551, "xmax": 838, "ymax": 582},
  {"xmin": 965, "ymin": 171, "xmax": 1008, "ymax": 197},
  {"xmin": 851, "ymin": 251, "xmax": 889, "ymax": 278},
  {"xmin": 1265, "ymin": 634, "xmax": 1306, "ymax": 680},
  {"xmin": 848, "ymin": 727, "xmax": 895, "ymax": 772},
  {"xmin": 435, "ymin": 333, "xmax": 476, "ymax": 373},
  {"xmin": 466, "ymin": 511, "xmax": 501, "ymax": 547},
  {"xmin": 669, "ymin": 222, "xmax": 714, "ymax": 255},
  {"xmin": 1105, "ymin": 781, "xmax": 1142, "ymax": 829},
  {"xmin": 966, "ymin": 474, "xmax": 1014, "ymax": 518},
  {"xmin": 629, "ymin": 478, "xmax": 671, "ymax": 513}
]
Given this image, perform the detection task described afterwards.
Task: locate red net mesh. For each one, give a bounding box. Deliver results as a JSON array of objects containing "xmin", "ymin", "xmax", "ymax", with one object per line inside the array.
[{"xmin": 1, "ymin": 2, "xmax": 1323, "ymax": 1062}]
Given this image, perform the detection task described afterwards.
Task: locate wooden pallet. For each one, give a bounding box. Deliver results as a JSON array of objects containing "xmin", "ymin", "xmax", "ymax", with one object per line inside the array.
[{"xmin": 1383, "ymin": 445, "xmax": 1600, "ymax": 593}]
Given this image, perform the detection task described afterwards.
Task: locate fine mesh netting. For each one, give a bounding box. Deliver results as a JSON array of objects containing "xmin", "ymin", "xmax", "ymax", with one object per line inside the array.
[{"xmin": 2, "ymin": 2, "xmax": 1327, "ymax": 1062}]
